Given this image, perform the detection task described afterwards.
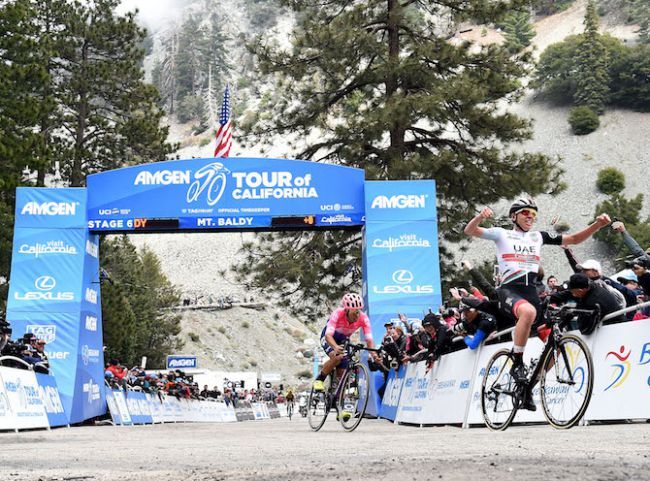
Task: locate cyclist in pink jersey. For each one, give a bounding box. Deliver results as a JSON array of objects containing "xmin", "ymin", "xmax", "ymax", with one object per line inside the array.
[{"xmin": 313, "ymin": 293, "xmax": 379, "ymax": 391}]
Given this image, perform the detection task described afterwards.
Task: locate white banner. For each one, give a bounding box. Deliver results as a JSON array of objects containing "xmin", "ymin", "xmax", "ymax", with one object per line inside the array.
[
  {"xmin": 0, "ymin": 367, "xmax": 48, "ymax": 430},
  {"xmin": 417, "ymin": 348, "xmax": 477, "ymax": 424},
  {"xmin": 586, "ymin": 319, "xmax": 650, "ymax": 420},
  {"xmin": 395, "ymin": 362, "xmax": 431, "ymax": 424},
  {"xmin": 112, "ymin": 390, "xmax": 132, "ymax": 426}
]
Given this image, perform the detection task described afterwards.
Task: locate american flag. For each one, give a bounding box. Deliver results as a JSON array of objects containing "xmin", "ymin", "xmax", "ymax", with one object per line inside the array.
[{"xmin": 214, "ymin": 85, "xmax": 232, "ymax": 158}]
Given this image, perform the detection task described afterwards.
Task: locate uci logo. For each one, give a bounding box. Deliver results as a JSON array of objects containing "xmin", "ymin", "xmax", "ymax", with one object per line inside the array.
[
  {"xmin": 392, "ymin": 270, "xmax": 414, "ymax": 284},
  {"xmin": 35, "ymin": 276, "xmax": 56, "ymax": 291}
]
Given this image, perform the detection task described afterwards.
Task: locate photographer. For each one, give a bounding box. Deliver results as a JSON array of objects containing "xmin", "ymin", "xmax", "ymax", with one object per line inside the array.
[{"xmin": 403, "ymin": 313, "xmax": 454, "ymax": 365}]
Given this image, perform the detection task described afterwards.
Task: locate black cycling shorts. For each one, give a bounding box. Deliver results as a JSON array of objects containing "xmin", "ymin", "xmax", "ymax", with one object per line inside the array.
[
  {"xmin": 497, "ymin": 284, "xmax": 540, "ymax": 320},
  {"xmin": 320, "ymin": 326, "xmax": 349, "ymax": 369}
]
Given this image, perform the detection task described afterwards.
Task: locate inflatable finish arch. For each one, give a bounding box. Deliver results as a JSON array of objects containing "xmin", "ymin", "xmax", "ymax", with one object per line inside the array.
[{"xmin": 6, "ymin": 158, "xmax": 442, "ymax": 422}]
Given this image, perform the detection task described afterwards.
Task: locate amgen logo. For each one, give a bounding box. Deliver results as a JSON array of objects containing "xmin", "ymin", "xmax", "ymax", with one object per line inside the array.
[
  {"xmin": 371, "ymin": 194, "xmax": 426, "ymax": 209},
  {"xmin": 167, "ymin": 357, "xmax": 197, "ymax": 369},
  {"xmin": 21, "ymin": 201, "xmax": 78, "ymax": 216}
]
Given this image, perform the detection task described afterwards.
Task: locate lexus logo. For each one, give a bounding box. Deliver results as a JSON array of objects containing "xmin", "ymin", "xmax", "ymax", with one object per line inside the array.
[
  {"xmin": 35, "ymin": 276, "xmax": 56, "ymax": 291},
  {"xmin": 392, "ymin": 270, "xmax": 414, "ymax": 284}
]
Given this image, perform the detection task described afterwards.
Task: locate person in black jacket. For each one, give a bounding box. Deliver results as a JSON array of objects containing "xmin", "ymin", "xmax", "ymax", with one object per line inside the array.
[
  {"xmin": 550, "ymin": 273, "xmax": 625, "ymax": 330},
  {"xmin": 403, "ymin": 313, "xmax": 453, "ymax": 364}
]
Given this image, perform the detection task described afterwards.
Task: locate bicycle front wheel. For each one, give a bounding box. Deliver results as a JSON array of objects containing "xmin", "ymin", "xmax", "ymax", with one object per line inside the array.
[
  {"xmin": 337, "ymin": 362, "xmax": 370, "ymax": 432},
  {"xmin": 307, "ymin": 377, "xmax": 332, "ymax": 431},
  {"xmin": 481, "ymin": 349, "xmax": 519, "ymax": 431},
  {"xmin": 540, "ymin": 334, "xmax": 593, "ymax": 429}
]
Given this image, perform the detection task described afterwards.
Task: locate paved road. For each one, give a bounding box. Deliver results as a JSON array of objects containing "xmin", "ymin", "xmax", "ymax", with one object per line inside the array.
[{"xmin": 1, "ymin": 418, "xmax": 649, "ymax": 480}]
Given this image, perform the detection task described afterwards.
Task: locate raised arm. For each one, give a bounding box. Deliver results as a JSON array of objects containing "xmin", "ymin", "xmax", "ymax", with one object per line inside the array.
[
  {"xmin": 562, "ymin": 214, "xmax": 611, "ymax": 245},
  {"xmin": 464, "ymin": 207, "xmax": 494, "ymax": 238}
]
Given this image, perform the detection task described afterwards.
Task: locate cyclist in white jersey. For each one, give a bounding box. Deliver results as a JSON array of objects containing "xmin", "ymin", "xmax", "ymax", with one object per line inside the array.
[{"xmin": 464, "ymin": 198, "xmax": 610, "ymax": 410}]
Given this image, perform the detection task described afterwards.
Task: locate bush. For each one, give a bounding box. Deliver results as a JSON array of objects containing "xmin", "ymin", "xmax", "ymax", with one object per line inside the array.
[
  {"xmin": 568, "ymin": 106, "xmax": 599, "ymax": 135},
  {"xmin": 296, "ymin": 369, "xmax": 312, "ymax": 379},
  {"xmin": 176, "ymin": 94, "xmax": 206, "ymax": 123},
  {"xmin": 553, "ymin": 221, "xmax": 571, "ymax": 233},
  {"xmin": 188, "ymin": 332, "xmax": 200, "ymax": 342},
  {"xmin": 242, "ymin": 321, "xmax": 250, "ymax": 329},
  {"xmin": 217, "ymin": 326, "xmax": 227, "ymax": 334},
  {"xmin": 596, "ymin": 168, "xmax": 626, "ymax": 195}
]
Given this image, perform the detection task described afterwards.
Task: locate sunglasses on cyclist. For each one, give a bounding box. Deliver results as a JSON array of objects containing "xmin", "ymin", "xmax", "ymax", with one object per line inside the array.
[{"xmin": 516, "ymin": 209, "xmax": 537, "ymax": 219}]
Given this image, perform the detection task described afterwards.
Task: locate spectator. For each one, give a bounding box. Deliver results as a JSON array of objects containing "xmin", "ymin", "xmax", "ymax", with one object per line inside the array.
[
  {"xmin": 200, "ymin": 384, "xmax": 210, "ymax": 398},
  {"xmin": 544, "ymin": 275, "xmax": 559, "ymax": 297},
  {"xmin": 403, "ymin": 313, "xmax": 453, "ymax": 365},
  {"xmin": 611, "ymin": 221, "xmax": 648, "ymax": 258},
  {"xmin": 106, "ymin": 359, "xmax": 127, "ymax": 380},
  {"xmin": 629, "ymin": 256, "xmax": 650, "ymax": 296},
  {"xmin": 550, "ymin": 273, "xmax": 626, "ymax": 330}
]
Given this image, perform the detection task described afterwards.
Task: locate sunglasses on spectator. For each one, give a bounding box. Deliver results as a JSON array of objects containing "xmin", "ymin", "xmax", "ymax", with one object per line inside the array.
[{"xmin": 517, "ymin": 209, "xmax": 537, "ymax": 219}]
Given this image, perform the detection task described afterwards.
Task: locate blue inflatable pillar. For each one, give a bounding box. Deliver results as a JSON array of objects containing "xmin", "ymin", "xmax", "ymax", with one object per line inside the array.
[
  {"xmin": 6, "ymin": 188, "xmax": 106, "ymax": 423},
  {"xmin": 362, "ymin": 181, "xmax": 443, "ymax": 416}
]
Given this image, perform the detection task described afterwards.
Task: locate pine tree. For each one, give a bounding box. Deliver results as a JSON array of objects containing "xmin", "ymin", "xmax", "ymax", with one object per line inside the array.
[
  {"xmin": 100, "ymin": 237, "xmax": 182, "ymax": 367},
  {"xmin": 502, "ymin": 11, "xmax": 536, "ymax": 53},
  {"xmin": 56, "ymin": 0, "xmax": 173, "ymax": 185},
  {"xmin": 574, "ymin": 0, "xmax": 610, "ymax": 114},
  {"xmin": 233, "ymin": 0, "xmax": 565, "ymax": 322},
  {"xmin": 0, "ymin": 0, "xmax": 48, "ymax": 306}
]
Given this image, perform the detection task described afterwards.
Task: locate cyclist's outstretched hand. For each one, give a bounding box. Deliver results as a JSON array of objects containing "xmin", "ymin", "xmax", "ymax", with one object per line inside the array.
[
  {"xmin": 595, "ymin": 213, "xmax": 611, "ymax": 227},
  {"xmin": 479, "ymin": 207, "xmax": 494, "ymax": 220}
]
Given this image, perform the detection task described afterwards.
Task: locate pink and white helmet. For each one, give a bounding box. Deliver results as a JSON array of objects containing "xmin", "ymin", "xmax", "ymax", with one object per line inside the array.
[{"xmin": 341, "ymin": 293, "xmax": 364, "ymax": 311}]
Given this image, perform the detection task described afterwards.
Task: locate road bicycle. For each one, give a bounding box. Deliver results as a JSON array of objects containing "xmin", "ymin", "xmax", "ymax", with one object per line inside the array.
[
  {"xmin": 286, "ymin": 401, "xmax": 294, "ymax": 420},
  {"xmin": 481, "ymin": 306, "xmax": 595, "ymax": 430},
  {"xmin": 307, "ymin": 341, "xmax": 377, "ymax": 432}
]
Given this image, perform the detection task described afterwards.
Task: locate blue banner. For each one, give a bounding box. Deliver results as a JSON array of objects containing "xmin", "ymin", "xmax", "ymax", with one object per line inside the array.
[
  {"xmin": 7, "ymin": 188, "xmax": 106, "ymax": 425},
  {"xmin": 35, "ymin": 373, "xmax": 69, "ymax": 427},
  {"xmin": 379, "ymin": 366, "xmax": 406, "ymax": 421},
  {"xmin": 86, "ymin": 158, "xmax": 366, "ymax": 231},
  {"xmin": 14, "ymin": 188, "xmax": 87, "ymax": 229},
  {"xmin": 167, "ymin": 355, "xmax": 198, "ymax": 369},
  {"xmin": 125, "ymin": 391, "xmax": 152, "ymax": 425}
]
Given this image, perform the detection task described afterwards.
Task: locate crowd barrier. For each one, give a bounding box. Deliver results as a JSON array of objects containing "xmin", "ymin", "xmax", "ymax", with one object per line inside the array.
[
  {"xmin": 106, "ymin": 388, "xmax": 283, "ymax": 426},
  {"xmin": 0, "ymin": 365, "xmax": 68, "ymax": 431},
  {"xmin": 380, "ymin": 316, "xmax": 650, "ymax": 427}
]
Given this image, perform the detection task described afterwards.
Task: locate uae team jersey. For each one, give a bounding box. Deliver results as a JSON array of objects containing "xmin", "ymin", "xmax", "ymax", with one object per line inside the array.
[
  {"xmin": 324, "ymin": 308, "xmax": 373, "ymax": 342},
  {"xmin": 480, "ymin": 227, "xmax": 563, "ymax": 286}
]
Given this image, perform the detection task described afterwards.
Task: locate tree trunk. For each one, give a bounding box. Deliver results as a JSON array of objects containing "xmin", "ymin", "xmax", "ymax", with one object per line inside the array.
[{"xmin": 386, "ymin": 0, "xmax": 406, "ymax": 174}]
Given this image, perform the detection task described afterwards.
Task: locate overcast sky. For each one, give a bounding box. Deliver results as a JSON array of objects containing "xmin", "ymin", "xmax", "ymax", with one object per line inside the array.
[{"xmin": 117, "ymin": 0, "xmax": 184, "ymax": 31}]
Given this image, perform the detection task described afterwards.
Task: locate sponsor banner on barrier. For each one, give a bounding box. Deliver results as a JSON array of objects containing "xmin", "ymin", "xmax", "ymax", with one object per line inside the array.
[
  {"xmin": 35, "ymin": 373, "xmax": 68, "ymax": 427},
  {"xmin": 14, "ymin": 188, "xmax": 87, "ymax": 229},
  {"xmin": 415, "ymin": 348, "xmax": 476, "ymax": 425},
  {"xmin": 126, "ymin": 391, "xmax": 151, "ymax": 424},
  {"xmin": 105, "ymin": 390, "xmax": 122, "ymax": 425},
  {"xmin": 1, "ymin": 313, "xmax": 79, "ymax": 421},
  {"xmin": 395, "ymin": 362, "xmax": 433, "ymax": 424},
  {"xmin": 86, "ymin": 158, "xmax": 365, "ymax": 231},
  {"xmin": 112, "ymin": 390, "xmax": 132, "ymax": 426},
  {"xmin": 0, "ymin": 371, "xmax": 15, "ymax": 430},
  {"xmin": 466, "ymin": 338, "xmax": 547, "ymax": 426},
  {"xmin": 379, "ymin": 366, "xmax": 407, "ymax": 421},
  {"xmin": 586, "ymin": 319, "xmax": 650, "ymax": 421},
  {"xmin": 147, "ymin": 393, "xmax": 164, "ymax": 423},
  {"xmin": 0, "ymin": 368, "xmax": 48, "ymax": 430},
  {"xmin": 166, "ymin": 355, "xmax": 197, "ymax": 370}
]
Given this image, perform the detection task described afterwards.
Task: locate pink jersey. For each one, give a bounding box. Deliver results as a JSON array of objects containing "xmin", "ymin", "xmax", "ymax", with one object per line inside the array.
[{"xmin": 325, "ymin": 308, "xmax": 373, "ymax": 342}]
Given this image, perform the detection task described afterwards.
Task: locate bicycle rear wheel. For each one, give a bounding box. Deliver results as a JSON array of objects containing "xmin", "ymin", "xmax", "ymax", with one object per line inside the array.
[
  {"xmin": 481, "ymin": 349, "xmax": 519, "ymax": 431},
  {"xmin": 540, "ymin": 334, "xmax": 593, "ymax": 429},
  {"xmin": 287, "ymin": 403, "xmax": 293, "ymax": 420},
  {"xmin": 307, "ymin": 377, "xmax": 332, "ymax": 431},
  {"xmin": 337, "ymin": 362, "xmax": 370, "ymax": 432}
]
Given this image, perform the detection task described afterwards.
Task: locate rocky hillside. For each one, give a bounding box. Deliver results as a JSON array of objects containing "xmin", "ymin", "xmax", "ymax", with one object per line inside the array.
[{"xmin": 124, "ymin": 1, "xmax": 648, "ymax": 380}]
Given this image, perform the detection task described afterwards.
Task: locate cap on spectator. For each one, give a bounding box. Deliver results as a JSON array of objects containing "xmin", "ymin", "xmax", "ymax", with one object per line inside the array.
[
  {"xmin": 568, "ymin": 273, "xmax": 590, "ymax": 290},
  {"xmin": 616, "ymin": 270, "xmax": 638, "ymax": 284},
  {"xmin": 383, "ymin": 321, "xmax": 393, "ymax": 327},
  {"xmin": 422, "ymin": 313, "xmax": 441, "ymax": 327},
  {"xmin": 576, "ymin": 259, "xmax": 602, "ymax": 274},
  {"xmin": 632, "ymin": 256, "xmax": 650, "ymax": 269}
]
